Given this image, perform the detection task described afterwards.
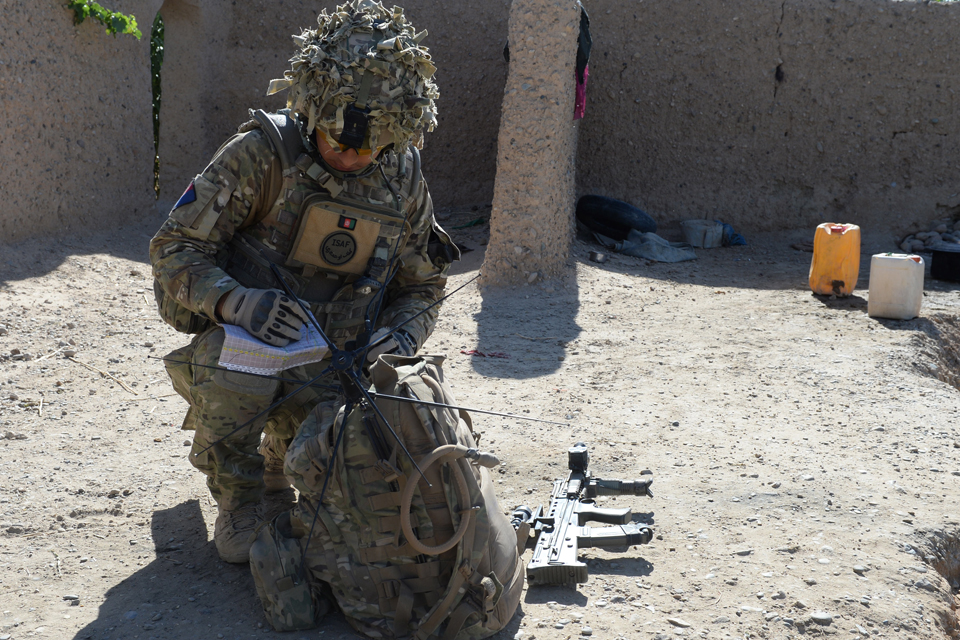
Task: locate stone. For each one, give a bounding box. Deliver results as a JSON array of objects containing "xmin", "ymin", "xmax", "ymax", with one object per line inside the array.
[
  {"xmin": 581, "ymin": 627, "xmax": 593, "ymax": 636},
  {"xmin": 63, "ymin": 594, "xmax": 79, "ymax": 600},
  {"xmin": 810, "ymin": 612, "xmax": 833, "ymax": 625},
  {"xmin": 853, "ymin": 565, "xmax": 867, "ymax": 575},
  {"xmin": 802, "ymin": 475, "xmax": 814, "ymax": 481},
  {"xmin": 712, "ymin": 616, "xmax": 731, "ymax": 624},
  {"xmin": 804, "ymin": 578, "xmax": 817, "ymax": 585},
  {"xmin": 734, "ymin": 548, "xmax": 753, "ymax": 556},
  {"xmin": 667, "ymin": 618, "xmax": 692, "ymax": 628},
  {"xmin": 63, "ymin": 349, "xmax": 77, "ymax": 357},
  {"xmin": 915, "ymin": 578, "xmax": 936, "ymax": 592},
  {"xmin": 793, "ymin": 600, "xmax": 809, "ymax": 609}
]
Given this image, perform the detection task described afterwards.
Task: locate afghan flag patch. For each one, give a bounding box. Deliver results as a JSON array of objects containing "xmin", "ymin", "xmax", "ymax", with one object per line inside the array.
[
  {"xmin": 174, "ymin": 182, "xmax": 197, "ymax": 210},
  {"xmin": 338, "ymin": 215, "xmax": 357, "ymax": 230}
]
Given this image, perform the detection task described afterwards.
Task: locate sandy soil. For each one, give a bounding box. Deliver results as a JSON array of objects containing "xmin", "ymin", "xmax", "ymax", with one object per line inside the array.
[{"xmin": 3, "ymin": 212, "xmax": 960, "ymax": 640}]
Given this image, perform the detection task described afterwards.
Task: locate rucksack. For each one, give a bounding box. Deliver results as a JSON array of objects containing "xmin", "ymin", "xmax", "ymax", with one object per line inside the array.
[{"xmin": 250, "ymin": 354, "xmax": 524, "ymax": 639}]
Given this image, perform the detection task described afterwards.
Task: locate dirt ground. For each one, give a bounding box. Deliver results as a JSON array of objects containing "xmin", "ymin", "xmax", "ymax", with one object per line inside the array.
[{"xmin": 3, "ymin": 211, "xmax": 960, "ymax": 640}]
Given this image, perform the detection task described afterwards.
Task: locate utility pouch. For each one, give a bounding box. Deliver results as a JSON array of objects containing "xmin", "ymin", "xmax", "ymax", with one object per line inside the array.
[
  {"xmin": 250, "ymin": 511, "xmax": 327, "ymax": 631},
  {"xmin": 153, "ymin": 279, "xmax": 212, "ymax": 335},
  {"xmin": 287, "ymin": 194, "xmax": 405, "ymax": 278}
]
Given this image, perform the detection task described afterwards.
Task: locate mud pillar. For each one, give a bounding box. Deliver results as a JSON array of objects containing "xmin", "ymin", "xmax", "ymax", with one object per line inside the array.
[{"xmin": 480, "ymin": 0, "xmax": 581, "ymax": 287}]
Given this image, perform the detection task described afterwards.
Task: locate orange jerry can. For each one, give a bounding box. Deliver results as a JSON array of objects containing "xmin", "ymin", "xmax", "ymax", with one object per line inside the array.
[{"xmin": 809, "ymin": 223, "xmax": 861, "ymax": 296}]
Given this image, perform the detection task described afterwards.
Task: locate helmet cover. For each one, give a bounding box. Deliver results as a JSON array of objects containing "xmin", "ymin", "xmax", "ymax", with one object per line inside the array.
[{"xmin": 266, "ymin": 0, "xmax": 439, "ymax": 151}]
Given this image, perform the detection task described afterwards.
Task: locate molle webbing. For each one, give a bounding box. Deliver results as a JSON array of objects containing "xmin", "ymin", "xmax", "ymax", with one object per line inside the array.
[{"xmin": 357, "ymin": 537, "xmax": 438, "ymax": 564}]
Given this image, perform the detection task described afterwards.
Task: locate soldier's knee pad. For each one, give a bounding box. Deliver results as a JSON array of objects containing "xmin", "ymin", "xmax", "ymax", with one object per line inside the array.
[{"xmin": 250, "ymin": 511, "xmax": 329, "ymax": 631}]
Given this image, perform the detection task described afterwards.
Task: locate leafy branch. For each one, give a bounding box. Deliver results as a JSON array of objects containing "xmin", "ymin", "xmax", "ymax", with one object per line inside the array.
[{"xmin": 67, "ymin": 1, "xmax": 142, "ymax": 39}]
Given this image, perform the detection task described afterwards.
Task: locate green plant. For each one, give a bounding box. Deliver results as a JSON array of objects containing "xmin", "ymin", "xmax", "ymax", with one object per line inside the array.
[
  {"xmin": 67, "ymin": 1, "xmax": 142, "ymax": 39},
  {"xmin": 151, "ymin": 12, "xmax": 165, "ymax": 198}
]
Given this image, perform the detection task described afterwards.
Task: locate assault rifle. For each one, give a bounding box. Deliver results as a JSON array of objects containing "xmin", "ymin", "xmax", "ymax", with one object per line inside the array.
[{"xmin": 513, "ymin": 442, "xmax": 654, "ymax": 586}]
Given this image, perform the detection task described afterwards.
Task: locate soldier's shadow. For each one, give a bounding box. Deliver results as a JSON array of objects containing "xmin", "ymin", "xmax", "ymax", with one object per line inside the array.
[{"xmin": 72, "ymin": 499, "xmax": 354, "ymax": 640}]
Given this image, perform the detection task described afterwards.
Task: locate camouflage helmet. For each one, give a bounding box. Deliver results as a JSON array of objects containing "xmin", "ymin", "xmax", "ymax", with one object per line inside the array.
[{"xmin": 266, "ymin": 0, "xmax": 439, "ymax": 152}]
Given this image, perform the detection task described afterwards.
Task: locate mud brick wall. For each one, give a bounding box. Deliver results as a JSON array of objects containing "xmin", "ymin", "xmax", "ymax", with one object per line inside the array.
[
  {"xmin": 577, "ymin": 0, "xmax": 960, "ymax": 235},
  {"xmin": 0, "ymin": 0, "xmax": 161, "ymax": 245},
  {"xmin": 3, "ymin": 0, "xmax": 960, "ymax": 244},
  {"xmin": 156, "ymin": 0, "xmax": 510, "ymax": 211},
  {"xmin": 483, "ymin": 0, "xmax": 581, "ymax": 286}
]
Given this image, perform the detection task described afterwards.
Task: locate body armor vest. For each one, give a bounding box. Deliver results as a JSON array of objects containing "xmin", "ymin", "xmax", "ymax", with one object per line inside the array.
[{"xmin": 221, "ymin": 110, "xmax": 418, "ymax": 349}]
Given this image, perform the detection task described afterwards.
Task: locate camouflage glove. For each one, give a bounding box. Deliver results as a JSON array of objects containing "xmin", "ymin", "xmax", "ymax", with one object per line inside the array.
[
  {"xmin": 219, "ymin": 287, "xmax": 310, "ymax": 347},
  {"xmin": 365, "ymin": 328, "xmax": 416, "ymax": 363}
]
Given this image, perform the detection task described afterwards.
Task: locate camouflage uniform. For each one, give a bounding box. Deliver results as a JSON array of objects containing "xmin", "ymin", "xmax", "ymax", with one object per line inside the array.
[
  {"xmin": 151, "ymin": 124, "xmax": 455, "ymax": 511},
  {"xmin": 249, "ymin": 356, "xmax": 525, "ymax": 638}
]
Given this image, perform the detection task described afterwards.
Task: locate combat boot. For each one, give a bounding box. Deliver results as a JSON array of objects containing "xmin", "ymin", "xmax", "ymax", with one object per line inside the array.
[{"xmin": 214, "ymin": 502, "xmax": 263, "ymax": 563}]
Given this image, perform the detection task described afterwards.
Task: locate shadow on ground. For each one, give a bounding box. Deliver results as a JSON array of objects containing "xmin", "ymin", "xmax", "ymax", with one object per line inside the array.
[
  {"xmin": 569, "ymin": 226, "xmax": 960, "ymax": 294},
  {"xmin": 0, "ymin": 213, "xmax": 166, "ymax": 288},
  {"xmin": 72, "ymin": 499, "xmax": 353, "ymax": 640},
  {"xmin": 471, "ymin": 284, "xmax": 582, "ymax": 381}
]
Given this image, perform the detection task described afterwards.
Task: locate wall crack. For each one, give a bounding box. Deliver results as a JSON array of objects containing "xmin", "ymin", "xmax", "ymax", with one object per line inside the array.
[{"xmin": 773, "ymin": 0, "xmax": 786, "ymax": 100}]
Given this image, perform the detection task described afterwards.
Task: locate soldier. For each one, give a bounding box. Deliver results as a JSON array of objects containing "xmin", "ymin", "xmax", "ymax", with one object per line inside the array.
[{"xmin": 150, "ymin": 0, "xmax": 457, "ymax": 563}]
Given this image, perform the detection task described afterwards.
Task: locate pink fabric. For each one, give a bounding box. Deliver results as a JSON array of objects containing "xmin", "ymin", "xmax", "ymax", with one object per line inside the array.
[{"xmin": 574, "ymin": 63, "xmax": 589, "ymax": 120}]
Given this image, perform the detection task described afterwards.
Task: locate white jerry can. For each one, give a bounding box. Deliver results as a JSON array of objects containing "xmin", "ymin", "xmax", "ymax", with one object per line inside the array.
[{"xmin": 867, "ymin": 253, "xmax": 924, "ymax": 320}]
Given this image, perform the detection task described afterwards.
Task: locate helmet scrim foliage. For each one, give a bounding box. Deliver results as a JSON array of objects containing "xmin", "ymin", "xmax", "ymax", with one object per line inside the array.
[{"xmin": 266, "ymin": 0, "xmax": 439, "ymax": 151}]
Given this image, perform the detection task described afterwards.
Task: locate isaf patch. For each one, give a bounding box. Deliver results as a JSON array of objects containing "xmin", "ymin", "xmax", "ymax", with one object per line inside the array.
[{"xmin": 320, "ymin": 231, "xmax": 357, "ymax": 266}]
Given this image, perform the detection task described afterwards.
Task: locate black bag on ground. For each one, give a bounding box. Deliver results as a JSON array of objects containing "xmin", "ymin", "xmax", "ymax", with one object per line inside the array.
[{"xmin": 576, "ymin": 195, "xmax": 657, "ymax": 240}]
